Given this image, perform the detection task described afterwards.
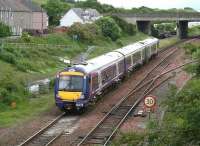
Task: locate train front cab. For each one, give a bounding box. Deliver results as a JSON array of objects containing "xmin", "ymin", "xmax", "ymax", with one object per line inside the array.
[{"xmin": 55, "ymin": 71, "xmax": 89, "ymax": 111}]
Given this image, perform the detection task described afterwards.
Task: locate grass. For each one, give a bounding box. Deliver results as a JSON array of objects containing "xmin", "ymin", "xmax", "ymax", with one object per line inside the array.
[
  {"xmin": 159, "ymin": 36, "xmax": 179, "ymax": 49},
  {"xmin": 111, "ymin": 132, "xmax": 146, "ymax": 146},
  {"xmin": 0, "ymin": 93, "xmax": 54, "ymax": 127},
  {"xmin": 188, "ymin": 25, "xmax": 200, "ymax": 37}
]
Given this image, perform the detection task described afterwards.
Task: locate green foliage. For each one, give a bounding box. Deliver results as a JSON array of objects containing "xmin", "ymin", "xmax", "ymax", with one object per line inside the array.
[
  {"xmin": 183, "ymin": 42, "xmax": 200, "ymax": 75},
  {"xmin": 111, "ymin": 132, "xmax": 145, "ymax": 146},
  {"xmin": 68, "ymin": 23, "xmax": 101, "ymax": 43},
  {"xmin": 96, "ymin": 17, "xmax": 121, "ymax": 41},
  {"xmin": 75, "ymin": 0, "xmax": 116, "ymax": 13},
  {"xmin": 188, "ymin": 25, "xmax": 200, "ymax": 37},
  {"xmin": 0, "ymin": 70, "xmax": 26, "ymax": 107},
  {"xmin": 147, "ymin": 78, "xmax": 200, "ymax": 145},
  {"xmin": 112, "ymin": 16, "xmax": 136, "ymax": 35},
  {"xmin": 153, "ymin": 23, "xmax": 176, "ymax": 36},
  {"xmin": 21, "ymin": 32, "xmax": 31, "ymax": 42},
  {"xmin": 42, "ymin": 0, "xmax": 70, "ymax": 25},
  {"xmin": 0, "ymin": 22, "xmax": 12, "ymax": 37}
]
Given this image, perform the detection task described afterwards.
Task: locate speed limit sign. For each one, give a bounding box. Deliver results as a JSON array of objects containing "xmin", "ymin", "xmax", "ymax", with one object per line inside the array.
[{"xmin": 144, "ymin": 95, "xmax": 156, "ymax": 108}]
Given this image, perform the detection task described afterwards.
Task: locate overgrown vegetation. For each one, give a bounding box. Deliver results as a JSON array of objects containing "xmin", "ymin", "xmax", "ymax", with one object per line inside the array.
[
  {"xmin": 0, "ymin": 22, "xmax": 12, "ymax": 37},
  {"xmin": 188, "ymin": 25, "xmax": 200, "ymax": 37},
  {"xmin": 111, "ymin": 132, "xmax": 146, "ymax": 146},
  {"xmin": 68, "ymin": 23, "xmax": 101, "ymax": 43},
  {"xmin": 95, "ymin": 17, "xmax": 122, "ymax": 41},
  {"xmin": 144, "ymin": 42, "xmax": 200, "ymax": 146},
  {"xmin": 152, "ymin": 22, "xmax": 176, "ymax": 38}
]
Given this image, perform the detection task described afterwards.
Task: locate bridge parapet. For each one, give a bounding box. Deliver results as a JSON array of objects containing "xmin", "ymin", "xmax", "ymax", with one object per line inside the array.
[{"xmin": 115, "ymin": 12, "xmax": 200, "ymax": 21}]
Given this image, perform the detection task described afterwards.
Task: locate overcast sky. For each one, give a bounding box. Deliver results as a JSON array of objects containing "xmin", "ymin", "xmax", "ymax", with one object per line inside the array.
[{"xmin": 97, "ymin": 0, "xmax": 200, "ymax": 10}]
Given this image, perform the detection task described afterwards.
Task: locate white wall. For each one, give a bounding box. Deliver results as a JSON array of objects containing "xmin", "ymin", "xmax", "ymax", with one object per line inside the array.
[{"xmin": 60, "ymin": 9, "xmax": 83, "ymax": 27}]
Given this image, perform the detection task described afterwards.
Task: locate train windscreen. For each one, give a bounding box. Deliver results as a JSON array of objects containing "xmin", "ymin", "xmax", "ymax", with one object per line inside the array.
[{"xmin": 58, "ymin": 75, "xmax": 83, "ymax": 92}]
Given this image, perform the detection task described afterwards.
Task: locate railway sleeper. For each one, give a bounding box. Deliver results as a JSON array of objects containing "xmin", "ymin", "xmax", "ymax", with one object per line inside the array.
[
  {"xmin": 110, "ymin": 111, "xmax": 128, "ymax": 117},
  {"xmin": 90, "ymin": 134, "xmax": 110, "ymax": 139}
]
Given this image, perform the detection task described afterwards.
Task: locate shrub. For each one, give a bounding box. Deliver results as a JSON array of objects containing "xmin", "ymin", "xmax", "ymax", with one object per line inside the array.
[
  {"xmin": 0, "ymin": 22, "xmax": 12, "ymax": 37},
  {"xmin": 0, "ymin": 51, "xmax": 17, "ymax": 64},
  {"xmin": 112, "ymin": 16, "xmax": 136, "ymax": 35},
  {"xmin": 96, "ymin": 17, "xmax": 121, "ymax": 41},
  {"xmin": 21, "ymin": 32, "xmax": 31, "ymax": 42},
  {"xmin": 68, "ymin": 23, "xmax": 101, "ymax": 43}
]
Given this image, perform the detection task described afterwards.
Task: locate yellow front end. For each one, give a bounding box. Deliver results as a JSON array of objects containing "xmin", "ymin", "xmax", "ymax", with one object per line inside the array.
[
  {"xmin": 58, "ymin": 91, "xmax": 82, "ymax": 101},
  {"xmin": 58, "ymin": 71, "xmax": 84, "ymax": 102}
]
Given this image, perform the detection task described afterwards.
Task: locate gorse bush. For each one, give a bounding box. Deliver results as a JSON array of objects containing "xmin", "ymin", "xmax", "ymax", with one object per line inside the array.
[
  {"xmin": 68, "ymin": 23, "xmax": 101, "ymax": 43},
  {"xmin": 96, "ymin": 17, "xmax": 121, "ymax": 41},
  {"xmin": 0, "ymin": 22, "xmax": 12, "ymax": 37}
]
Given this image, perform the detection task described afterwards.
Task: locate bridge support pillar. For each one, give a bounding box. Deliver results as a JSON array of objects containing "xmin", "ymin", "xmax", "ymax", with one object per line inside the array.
[
  {"xmin": 136, "ymin": 21, "xmax": 151, "ymax": 35},
  {"xmin": 177, "ymin": 21, "xmax": 188, "ymax": 39}
]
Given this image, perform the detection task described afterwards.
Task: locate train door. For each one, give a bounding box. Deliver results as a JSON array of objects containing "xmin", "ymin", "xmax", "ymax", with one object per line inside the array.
[
  {"xmin": 143, "ymin": 46, "xmax": 151, "ymax": 62},
  {"xmin": 90, "ymin": 73, "xmax": 99, "ymax": 95}
]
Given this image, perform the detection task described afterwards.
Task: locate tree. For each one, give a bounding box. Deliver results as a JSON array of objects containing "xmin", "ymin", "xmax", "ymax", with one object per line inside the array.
[
  {"xmin": 96, "ymin": 17, "xmax": 121, "ymax": 41},
  {"xmin": 0, "ymin": 22, "xmax": 12, "ymax": 37},
  {"xmin": 112, "ymin": 16, "xmax": 136, "ymax": 35},
  {"xmin": 68, "ymin": 23, "xmax": 101, "ymax": 43},
  {"xmin": 42, "ymin": 0, "xmax": 70, "ymax": 26}
]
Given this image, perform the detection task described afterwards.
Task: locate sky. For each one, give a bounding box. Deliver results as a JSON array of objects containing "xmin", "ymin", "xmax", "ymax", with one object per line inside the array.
[{"xmin": 97, "ymin": 0, "xmax": 200, "ymax": 10}]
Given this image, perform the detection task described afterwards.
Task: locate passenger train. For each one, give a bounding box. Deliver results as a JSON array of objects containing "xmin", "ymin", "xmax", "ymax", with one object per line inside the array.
[{"xmin": 55, "ymin": 38, "xmax": 159, "ymax": 111}]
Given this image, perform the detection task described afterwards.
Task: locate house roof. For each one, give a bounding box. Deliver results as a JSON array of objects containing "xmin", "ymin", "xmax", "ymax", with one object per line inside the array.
[
  {"xmin": 71, "ymin": 8, "xmax": 101, "ymax": 20},
  {"xmin": 0, "ymin": 0, "xmax": 43, "ymax": 12}
]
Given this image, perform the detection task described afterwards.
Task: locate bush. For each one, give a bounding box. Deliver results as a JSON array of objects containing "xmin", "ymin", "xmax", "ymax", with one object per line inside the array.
[
  {"xmin": 0, "ymin": 22, "xmax": 12, "ymax": 37},
  {"xmin": 0, "ymin": 51, "xmax": 17, "ymax": 64},
  {"xmin": 68, "ymin": 23, "xmax": 101, "ymax": 43},
  {"xmin": 21, "ymin": 32, "xmax": 31, "ymax": 42},
  {"xmin": 96, "ymin": 17, "xmax": 121, "ymax": 41},
  {"xmin": 112, "ymin": 16, "xmax": 136, "ymax": 35}
]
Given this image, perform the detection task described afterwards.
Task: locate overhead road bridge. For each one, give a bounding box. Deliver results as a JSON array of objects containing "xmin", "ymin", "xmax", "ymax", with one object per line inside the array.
[{"xmin": 114, "ymin": 12, "xmax": 200, "ymax": 39}]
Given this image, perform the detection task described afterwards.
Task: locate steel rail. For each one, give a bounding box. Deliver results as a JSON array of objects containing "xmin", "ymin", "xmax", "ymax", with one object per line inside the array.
[
  {"xmin": 103, "ymin": 75, "xmax": 173, "ymax": 146},
  {"xmin": 77, "ymin": 47, "xmax": 178, "ymax": 146},
  {"xmin": 18, "ymin": 112, "xmax": 65, "ymax": 146},
  {"xmin": 100, "ymin": 60, "xmax": 198, "ymax": 146}
]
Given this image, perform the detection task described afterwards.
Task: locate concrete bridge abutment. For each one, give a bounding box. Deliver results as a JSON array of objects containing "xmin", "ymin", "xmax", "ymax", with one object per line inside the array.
[
  {"xmin": 177, "ymin": 20, "xmax": 188, "ymax": 39},
  {"xmin": 136, "ymin": 21, "xmax": 151, "ymax": 35}
]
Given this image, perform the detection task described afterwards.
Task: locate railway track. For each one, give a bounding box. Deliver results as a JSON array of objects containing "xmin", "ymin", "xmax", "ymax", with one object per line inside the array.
[
  {"xmin": 76, "ymin": 47, "xmax": 181, "ymax": 146},
  {"xmin": 18, "ymin": 113, "xmax": 78, "ymax": 146},
  {"xmin": 17, "ymin": 37, "xmax": 199, "ymax": 146}
]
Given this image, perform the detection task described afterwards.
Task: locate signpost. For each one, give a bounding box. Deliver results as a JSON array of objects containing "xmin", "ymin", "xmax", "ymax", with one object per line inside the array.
[{"xmin": 144, "ymin": 95, "xmax": 157, "ymax": 120}]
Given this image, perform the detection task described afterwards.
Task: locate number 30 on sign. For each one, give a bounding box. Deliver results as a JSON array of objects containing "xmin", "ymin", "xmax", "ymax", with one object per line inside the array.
[{"xmin": 144, "ymin": 95, "xmax": 156, "ymax": 108}]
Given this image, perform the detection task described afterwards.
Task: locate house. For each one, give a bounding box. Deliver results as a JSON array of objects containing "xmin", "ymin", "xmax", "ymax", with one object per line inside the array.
[
  {"xmin": 60, "ymin": 8, "xmax": 102, "ymax": 27},
  {"xmin": 0, "ymin": 0, "xmax": 48, "ymax": 35}
]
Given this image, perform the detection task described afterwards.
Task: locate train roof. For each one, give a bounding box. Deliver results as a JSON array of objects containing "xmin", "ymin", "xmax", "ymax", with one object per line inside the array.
[
  {"xmin": 115, "ymin": 38, "xmax": 159, "ymax": 56},
  {"xmin": 74, "ymin": 38, "xmax": 159, "ymax": 74},
  {"xmin": 75, "ymin": 51, "xmax": 123, "ymax": 73}
]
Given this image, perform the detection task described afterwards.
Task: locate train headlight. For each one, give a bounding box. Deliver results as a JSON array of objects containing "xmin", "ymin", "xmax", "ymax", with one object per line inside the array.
[{"xmin": 80, "ymin": 95, "xmax": 85, "ymax": 99}]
